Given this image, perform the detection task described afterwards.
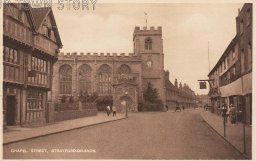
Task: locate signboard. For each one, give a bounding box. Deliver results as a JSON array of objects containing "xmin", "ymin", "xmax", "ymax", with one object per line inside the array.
[{"xmin": 199, "ymin": 82, "xmax": 207, "ymax": 89}]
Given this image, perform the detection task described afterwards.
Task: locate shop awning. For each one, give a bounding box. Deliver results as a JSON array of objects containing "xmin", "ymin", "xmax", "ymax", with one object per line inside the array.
[{"xmin": 219, "ymin": 78, "xmax": 242, "ymax": 97}]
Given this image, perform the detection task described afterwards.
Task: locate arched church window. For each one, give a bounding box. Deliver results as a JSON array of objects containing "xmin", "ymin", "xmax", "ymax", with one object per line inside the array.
[
  {"xmin": 79, "ymin": 64, "xmax": 92, "ymax": 95},
  {"xmin": 118, "ymin": 64, "xmax": 131, "ymax": 74},
  {"xmin": 98, "ymin": 64, "xmax": 112, "ymax": 94},
  {"xmin": 59, "ymin": 64, "xmax": 72, "ymax": 95},
  {"xmin": 145, "ymin": 37, "xmax": 152, "ymax": 50}
]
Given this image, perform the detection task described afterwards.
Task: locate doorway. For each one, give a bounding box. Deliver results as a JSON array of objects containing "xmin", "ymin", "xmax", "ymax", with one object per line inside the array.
[{"xmin": 6, "ymin": 95, "xmax": 16, "ymax": 126}]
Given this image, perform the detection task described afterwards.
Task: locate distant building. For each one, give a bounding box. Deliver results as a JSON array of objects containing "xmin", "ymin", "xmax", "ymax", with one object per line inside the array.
[
  {"xmin": 165, "ymin": 71, "xmax": 196, "ymax": 110},
  {"xmin": 3, "ymin": 3, "xmax": 62, "ymax": 126},
  {"xmin": 208, "ymin": 3, "xmax": 252, "ymax": 124},
  {"xmin": 196, "ymin": 94, "xmax": 210, "ymax": 107}
]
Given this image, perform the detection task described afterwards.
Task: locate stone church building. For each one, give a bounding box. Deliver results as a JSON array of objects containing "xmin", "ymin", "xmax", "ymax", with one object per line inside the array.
[{"xmin": 52, "ymin": 26, "xmax": 166, "ymax": 112}]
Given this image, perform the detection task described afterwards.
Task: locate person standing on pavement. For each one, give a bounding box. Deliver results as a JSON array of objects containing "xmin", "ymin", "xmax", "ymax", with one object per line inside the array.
[
  {"xmin": 221, "ymin": 103, "xmax": 228, "ymax": 123},
  {"xmin": 112, "ymin": 105, "xmax": 117, "ymax": 116},
  {"xmin": 165, "ymin": 105, "xmax": 169, "ymax": 112},
  {"xmin": 107, "ymin": 105, "xmax": 111, "ymax": 116},
  {"xmin": 229, "ymin": 104, "xmax": 236, "ymax": 124}
]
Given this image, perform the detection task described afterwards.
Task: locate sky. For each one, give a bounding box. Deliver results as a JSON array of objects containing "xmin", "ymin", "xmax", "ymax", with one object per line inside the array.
[{"xmin": 52, "ymin": 2, "xmax": 244, "ymax": 95}]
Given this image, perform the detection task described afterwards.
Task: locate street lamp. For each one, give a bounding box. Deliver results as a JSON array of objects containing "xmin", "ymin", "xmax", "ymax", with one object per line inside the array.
[
  {"xmin": 125, "ymin": 91, "xmax": 128, "ymax": 118},
  {"xmin": 221, "ymin": 105, "xmax": 227, "ymax": 137}
]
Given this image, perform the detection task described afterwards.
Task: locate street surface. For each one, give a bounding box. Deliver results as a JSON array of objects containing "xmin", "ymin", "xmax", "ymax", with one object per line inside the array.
[{"xmin": 3, "ymin": 109, "xmax": 244, "ymax": 159}]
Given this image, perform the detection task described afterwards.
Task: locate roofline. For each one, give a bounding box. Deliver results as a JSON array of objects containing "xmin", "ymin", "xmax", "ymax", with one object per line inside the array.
[
  {"xmin": 208, "ymin": 35, "xmax": 238, "ymax": 76},
  {"xmin": 48, "ymin": 9, "xmax": 63, "ymax": 47},
  {"xmin": 30, "ymin": 7, "xmax": 63, "ymax": 47}
]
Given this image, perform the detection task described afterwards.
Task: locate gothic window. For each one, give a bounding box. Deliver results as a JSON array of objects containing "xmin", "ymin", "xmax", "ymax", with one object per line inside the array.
[
  {"xmin": 79, "ymin": 64, "xmax": 92, "ymax": 95},
  {"xmin": 145, "ymin": 37, "xmax": 152, "ymax": 50},
  {"xmin": 118, "ymin": 64, "xmax": 131, "ymax": 74},
  {"xmin": 98, "ymin": 64, "xmax": 112, "ymax": 94},
  {"xmin": 59, "ymin": 65, "xmax": 72, "ymax": 95}
]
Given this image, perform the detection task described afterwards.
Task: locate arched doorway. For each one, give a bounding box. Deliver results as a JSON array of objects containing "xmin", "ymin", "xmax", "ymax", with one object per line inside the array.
[{"xmin": 119, "ymin": 95, "xmax": 135, "ymax": 112}]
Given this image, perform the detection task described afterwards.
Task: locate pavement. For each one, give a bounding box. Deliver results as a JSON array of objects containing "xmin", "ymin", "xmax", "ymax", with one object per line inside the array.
[
  {"xmin": 200, "ymin": 108, "xmax": 252, "ymax": 159},
  {"xmin": 3, "ymin": 112, "xmax": 126, "ymax": 145}
]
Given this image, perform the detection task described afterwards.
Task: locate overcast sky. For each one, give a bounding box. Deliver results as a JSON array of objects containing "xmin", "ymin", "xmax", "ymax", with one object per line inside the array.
[{"xmin": 52, "ymin": 2, "xmax": 244, "ymax": 95}]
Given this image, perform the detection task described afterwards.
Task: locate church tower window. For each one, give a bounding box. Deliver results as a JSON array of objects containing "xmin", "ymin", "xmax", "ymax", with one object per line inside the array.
[{"xmin": 145, "ymin": 37, "xmax": 152, "ymax": 50}]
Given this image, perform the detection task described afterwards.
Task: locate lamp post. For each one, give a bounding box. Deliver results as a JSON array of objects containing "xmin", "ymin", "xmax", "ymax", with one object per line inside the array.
[
  {"xmin": 125, "ymin": 91, "xmax": 128, "ymax": 118},
  {"xmin": 221, "ymin": 105, "xmax": 227, "ymax": 137},
  {"xmin": 242, "ymin": 105, "xmax": 246, "ymax": 154}
]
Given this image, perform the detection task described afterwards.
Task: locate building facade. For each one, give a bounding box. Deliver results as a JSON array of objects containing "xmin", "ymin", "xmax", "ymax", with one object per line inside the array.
[
  {"xmin": 208, "ymin": 3, "xmax": 252, "ymax": 124},
  {"xmin": 52, "ymin": 26, "xmax": 196, "ymax": 112},
  {"xmin": 3, "ymin": 4, "xmax": 62, "ymax": 126},
  {"xmin": 165, "ymin": 71, "xmax": 196, "ymax": 110}
]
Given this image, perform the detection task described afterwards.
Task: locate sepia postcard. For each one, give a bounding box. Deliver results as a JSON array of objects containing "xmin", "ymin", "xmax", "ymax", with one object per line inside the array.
[{"xmin": 1, "ymin": 0, "xmax": 254, "ymax": 160}]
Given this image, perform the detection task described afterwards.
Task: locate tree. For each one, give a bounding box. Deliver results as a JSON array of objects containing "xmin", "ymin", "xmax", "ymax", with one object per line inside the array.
[{"xmin": 143, "ymin": 82, "xmax": 161, "ymax": 103}]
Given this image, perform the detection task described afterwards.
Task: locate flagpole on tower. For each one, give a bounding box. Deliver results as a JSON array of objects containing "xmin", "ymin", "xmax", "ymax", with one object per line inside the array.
[{"xmin": 144, "ymin": 12, "xmax": 147, "ymax": 28}]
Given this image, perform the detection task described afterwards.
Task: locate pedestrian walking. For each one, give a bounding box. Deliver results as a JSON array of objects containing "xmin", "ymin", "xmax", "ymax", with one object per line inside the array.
[
  {"xmin": 112, "ymin": 105, "xmax": 117, "ymax": 116},
  {"xmin": 107, "ymin": 105, "xmax": 111, "ymax": 116},
  {"xmin": 182, "ymin": 105, "xmax": 185, "ymax": 111},
  {"xmin": 165, "ymin": 105, "xmax": 169, "ymax": 112}
]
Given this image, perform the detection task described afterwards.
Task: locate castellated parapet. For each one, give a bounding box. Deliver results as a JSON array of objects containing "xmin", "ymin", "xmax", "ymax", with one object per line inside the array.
[
  {"xmin": 58, "ymin": 52, "xmax": 139, "ymax": 61},
  {"xmin": 133, "ymin": 26, "xmax": 162, "ymax": 40}
]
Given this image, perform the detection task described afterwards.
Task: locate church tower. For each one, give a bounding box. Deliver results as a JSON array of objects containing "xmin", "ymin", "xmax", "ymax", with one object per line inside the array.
[{"xmin": 133, "ymin": 26, "xmax": 166, "ymax": 106}]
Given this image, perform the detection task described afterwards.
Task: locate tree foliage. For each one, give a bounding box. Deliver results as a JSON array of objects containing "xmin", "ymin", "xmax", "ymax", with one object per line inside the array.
[
  {"xmin": 143, "ymin": 82, "xmax": 161, "ymax": 103},
  {"xmin": 79, "ymin": 91, "xmax": 98, "ymax": 103}
]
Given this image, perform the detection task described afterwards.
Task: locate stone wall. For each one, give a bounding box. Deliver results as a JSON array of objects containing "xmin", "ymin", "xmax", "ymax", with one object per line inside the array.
[
  {"xmin": 54, "ymin": 109, "xmax": 97, "ymax": 122},
  {"xmin": 54, "ymin": 103, "xmax": 97, "ymax": 122}
]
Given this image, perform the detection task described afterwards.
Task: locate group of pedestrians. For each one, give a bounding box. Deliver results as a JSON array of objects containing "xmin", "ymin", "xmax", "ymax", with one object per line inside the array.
[
  {"xmin": 106, "ymin": 105, "xmax": 117, "ymax": 117},
  {"xmin": 221, "ymin": 103, "xmax": 238, "ymax": 124}
]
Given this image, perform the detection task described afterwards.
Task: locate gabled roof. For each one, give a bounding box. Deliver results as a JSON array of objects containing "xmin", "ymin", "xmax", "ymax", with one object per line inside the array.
[
  {"xmin": 30, "ymin": 7, "xmax": 63, "ymax": 47},
  {"xmin": 10, "ymin": 4, "xmax": 36, "ymax": 31},
  {"xmin": 30, "ymin": 7, "xmax": 50, "ymax": 30},
  {"xmin": 165, "ymin": 79, "xmax": 179, "ymax": 91}
]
